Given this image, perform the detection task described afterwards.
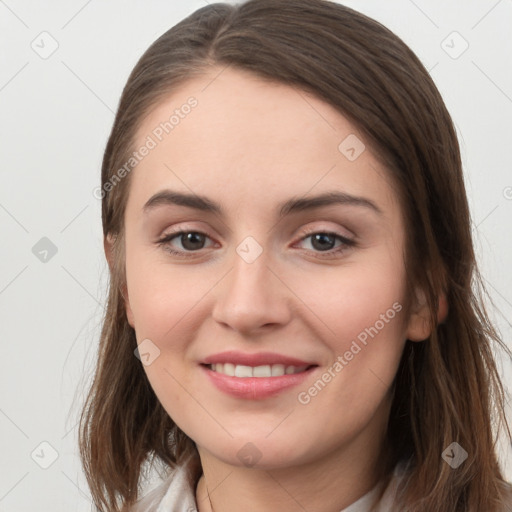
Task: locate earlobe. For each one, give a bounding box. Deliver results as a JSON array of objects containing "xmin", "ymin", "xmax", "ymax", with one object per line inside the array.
[
  {"xmin": 103, "ymin": 234, "xmax": 115, "ymax": 272},
  {"xmin": 406, "ymin": 313, "xmax": 430, "ymax": 342},
  {"xmin": 124, "ymin": 294, "xmax": 135, "ymax": 328},
  {"xmin": 119, "ymin": 279, "xmax": 135, "ymax": 328},
  {"xmin": 406, "ymin": 289, "xmax": 449, "ymax": 342}
]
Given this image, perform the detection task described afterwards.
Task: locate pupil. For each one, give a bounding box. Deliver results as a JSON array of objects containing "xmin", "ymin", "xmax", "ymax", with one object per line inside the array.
[
  {"xmin": 182, "ymin": 232, "xmax": 205, "ymax": 250},
  {"xmin": 179, "ymin": 233, "xmax": 335, "ymax": 252},
  {"xmin": 312, "ymin": 233, "xmax": 334, "ymax": 251}
]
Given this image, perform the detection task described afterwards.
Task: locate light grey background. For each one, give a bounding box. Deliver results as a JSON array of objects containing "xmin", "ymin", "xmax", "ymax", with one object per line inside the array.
[{"xmin": 1, "ymin": 0, "xmax": 511, "ymax": 510}]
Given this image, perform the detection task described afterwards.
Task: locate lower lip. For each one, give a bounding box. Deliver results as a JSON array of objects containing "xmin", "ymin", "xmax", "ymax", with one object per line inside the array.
[{"xmin": 200, "ymin": 364, "xmax": 318, "ymax": 400}]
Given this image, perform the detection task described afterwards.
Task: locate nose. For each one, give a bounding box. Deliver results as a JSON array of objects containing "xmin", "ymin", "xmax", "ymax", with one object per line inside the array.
[{"xmin": 211, "ymin": 247, "xmax": 292, "ymax": 335}]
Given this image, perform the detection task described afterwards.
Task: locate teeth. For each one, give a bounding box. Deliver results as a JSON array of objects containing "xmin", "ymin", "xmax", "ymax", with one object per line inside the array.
[
  {"xmin": 209, "ymin": 363, "xmax": 309, "ymax": 377},
  {"xmin": 234, "ymin": 364, "xmax": 253, "ymax": 378},
  {"xmin": 253, "ymin": 365, "xmax": 271, "ymax": 377},
  {"xmin": 223, "ymin": 363, "xmax": 235, "ymax": 376},
  {"xmin": 271, "ymin": 364, "xmax": 285, "ymax": 376}
]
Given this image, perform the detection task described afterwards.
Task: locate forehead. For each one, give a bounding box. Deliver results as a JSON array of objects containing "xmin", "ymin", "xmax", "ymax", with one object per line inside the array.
[
  {"xmin": 135, "ymin": 66, "xmax": 357, "ymax": 158},
  {"xmin": 128, "ymin": 66, "xmax": 398, "ymax": 217}
]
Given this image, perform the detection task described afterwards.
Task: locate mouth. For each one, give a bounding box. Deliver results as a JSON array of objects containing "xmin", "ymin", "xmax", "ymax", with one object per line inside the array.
[
  {"xmin": 202, "ymin": 362, "xmax": 315, "ymax": 377},
  {"xmin": 199, "ymin": 362, "xmax": 319, "ymax": 400}
]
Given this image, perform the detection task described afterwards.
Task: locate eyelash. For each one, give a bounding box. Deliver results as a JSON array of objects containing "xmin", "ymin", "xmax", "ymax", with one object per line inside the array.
[{"xmin": 156, "ymin": 226, "xmax": 356, "ymax": 260}]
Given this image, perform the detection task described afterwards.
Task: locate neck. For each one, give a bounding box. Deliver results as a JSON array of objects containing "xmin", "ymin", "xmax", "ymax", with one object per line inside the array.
[{"xmin": 195, "ymin": 411, "xmax": 391, "ymax": 512}]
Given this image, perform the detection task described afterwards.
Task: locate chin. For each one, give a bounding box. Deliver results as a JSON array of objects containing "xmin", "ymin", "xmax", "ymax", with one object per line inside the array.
[{"xmin": 199, "ymin": 433, "xmax": 315, "ymax": 470}]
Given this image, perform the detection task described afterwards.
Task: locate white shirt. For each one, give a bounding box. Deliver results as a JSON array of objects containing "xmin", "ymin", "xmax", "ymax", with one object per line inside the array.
[{"xmin": 130, "ymin": 454, "xmax": 410, "ymax": 512}]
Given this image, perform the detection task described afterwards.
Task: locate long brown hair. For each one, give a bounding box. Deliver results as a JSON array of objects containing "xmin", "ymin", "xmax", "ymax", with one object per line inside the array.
[{"xmin": 79, "ymin": 0, "xmax": 512, "ymax": 510}]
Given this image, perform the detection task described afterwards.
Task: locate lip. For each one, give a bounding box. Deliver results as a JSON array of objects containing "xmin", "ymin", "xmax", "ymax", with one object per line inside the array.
[
  {"xmin": 201, "ymin": 350, "xmax": 316, "ymax": 367},
  {"xmin": 200, "ymin": 363, "xmax": 318, "ymax": 400}
]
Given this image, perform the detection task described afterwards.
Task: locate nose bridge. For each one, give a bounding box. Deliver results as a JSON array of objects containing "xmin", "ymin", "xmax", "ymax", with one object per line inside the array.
[{"xmin": 211, "ymin": 235, "xmax": 290, "ymax": 332}]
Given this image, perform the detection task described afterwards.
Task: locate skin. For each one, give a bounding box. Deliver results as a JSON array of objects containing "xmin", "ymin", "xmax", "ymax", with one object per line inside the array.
[{"xmin": 107, "ymin": 66, "xmax": 434, "ymax": 512}]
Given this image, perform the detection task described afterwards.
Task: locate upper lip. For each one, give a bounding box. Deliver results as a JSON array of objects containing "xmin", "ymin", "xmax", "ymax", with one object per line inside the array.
[{"xmin": 201, "ymin": 351, "xmax": 317, "ymax": 367}]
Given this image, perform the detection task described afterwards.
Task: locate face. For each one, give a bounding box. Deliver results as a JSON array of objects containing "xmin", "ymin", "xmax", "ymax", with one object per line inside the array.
[{"xmin": 116, "ymin": 66, "xmax": 430, "ymax": 470}]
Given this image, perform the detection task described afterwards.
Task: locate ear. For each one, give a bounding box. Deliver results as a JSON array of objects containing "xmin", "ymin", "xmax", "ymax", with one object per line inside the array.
[
  {"xmin": 103, "ymin": 233, "xmax": 115, "ymax": 272},
  {"xmin": 104, "ymin": 234, "xmax": 135, "ymax": 328},
  {"xmin": 406, "ymin": 288, "xmax": 448, "ymax": 342}
]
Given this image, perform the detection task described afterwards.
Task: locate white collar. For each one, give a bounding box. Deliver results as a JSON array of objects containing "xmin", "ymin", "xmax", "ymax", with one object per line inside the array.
[{"xmin": 134, "ymin": 454, "xmax": 410, "ymax": 512}]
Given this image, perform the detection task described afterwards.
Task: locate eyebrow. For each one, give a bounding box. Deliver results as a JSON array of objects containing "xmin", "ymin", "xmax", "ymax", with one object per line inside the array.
[{"xmin": 142, "ymin": 189, "xmax": 383, "ymax": 217}]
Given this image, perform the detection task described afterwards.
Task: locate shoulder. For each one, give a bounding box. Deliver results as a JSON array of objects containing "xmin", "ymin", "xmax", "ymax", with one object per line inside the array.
[
  {"xmin": 340, "ymin": 459, "xmax": 411, "ymax": 512},
  {"xmin": 374, "ymin": 458, "xmax": 412, "ymax": 511},
  {"xmin": 500, "ymin": 480, "xmax": 512, "ymax": 512},
  {"xmin": 383, "ymin": 461, "xmax": 512, "ymax": 512}
]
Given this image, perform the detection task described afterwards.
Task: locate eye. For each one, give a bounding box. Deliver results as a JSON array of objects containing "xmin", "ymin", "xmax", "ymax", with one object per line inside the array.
[
  {"xmin": 156, "ymin": 229, "xmax": 215, "ymax": 257},
  {"xmin": 295, "ymin": 229, "xmax": 356, "ymax": 258},
  {"xmin": 156, "ymin": 228, "xmax": 356, "ymax": 259}
]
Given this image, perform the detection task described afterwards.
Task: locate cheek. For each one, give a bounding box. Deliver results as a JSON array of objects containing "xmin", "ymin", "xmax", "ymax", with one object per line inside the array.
[
  {"xmin": 290, "ymin": 256, "xmax": 407, "ymax": 343},
  {"xmin": 290, "ymin": 254, "xmax": 407, "ymax": 417},
  {"xmin": 127, "ymin": 262, "xmax": 199, "ymax": 423},
  {"xmin": 125, "ymin": 251, "xmax": 209, "ymax": 343}
]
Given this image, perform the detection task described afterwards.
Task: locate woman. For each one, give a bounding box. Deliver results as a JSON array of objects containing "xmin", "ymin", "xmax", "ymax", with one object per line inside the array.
[{"xmin": 79, "ymin": 0, "xmax": 512, "ymax": 510}]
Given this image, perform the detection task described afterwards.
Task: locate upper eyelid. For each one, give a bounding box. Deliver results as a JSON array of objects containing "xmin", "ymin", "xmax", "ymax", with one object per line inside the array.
[
  {"xmin": 300, "ymin": 225, "xmax": 355, "ymax": 240},
  {"xmin": 158, "ymin": 225, "xmax": 215, "ymax": 241},
  {"xmin": 158, "ymin": 223, "xmax": 353, "ymax": 237}
]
